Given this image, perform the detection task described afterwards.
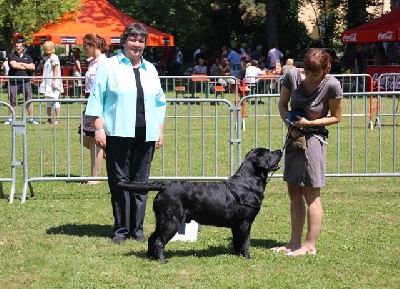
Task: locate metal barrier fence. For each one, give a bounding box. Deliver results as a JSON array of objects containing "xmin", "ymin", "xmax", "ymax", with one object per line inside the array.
[
  {"xmin": 0, "ymin": 75, "xmax": 399, "ymax": 203},
  {"xmin": 0, "ymin": 73, "xmax": 375, "ymax": 120},
  {"xmin": 0, "ymin": 101, "xmax": 16, "ymax": 198},
  {"xmin": 237, "ymin": 73, "xmax": 374, "ymax": 118},
  {"xmin": 373, "ymin": 73, "xmax": 400, "ymax": 128}
]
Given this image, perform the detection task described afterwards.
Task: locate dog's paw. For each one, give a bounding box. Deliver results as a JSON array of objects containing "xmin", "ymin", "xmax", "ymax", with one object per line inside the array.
[{"xmin": 158, "ymin": 258, "xmax": 169, "ymax": 264}]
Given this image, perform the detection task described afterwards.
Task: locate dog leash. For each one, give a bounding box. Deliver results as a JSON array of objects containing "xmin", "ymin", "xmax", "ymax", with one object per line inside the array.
[{"xmin": 265, "ymin": 170, "xmax": 276, "ymax": 186}]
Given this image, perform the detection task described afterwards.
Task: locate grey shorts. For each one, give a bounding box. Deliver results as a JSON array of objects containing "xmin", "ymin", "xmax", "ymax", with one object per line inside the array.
[{"xmin": 9, "ymin": 81, "xmax": 33, "ymax": 104}]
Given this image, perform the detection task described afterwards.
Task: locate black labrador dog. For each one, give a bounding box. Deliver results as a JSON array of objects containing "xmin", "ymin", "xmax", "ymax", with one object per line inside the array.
[{"xmin": 118, "ymin": 147, "xmax": 282, "ymax": 263}]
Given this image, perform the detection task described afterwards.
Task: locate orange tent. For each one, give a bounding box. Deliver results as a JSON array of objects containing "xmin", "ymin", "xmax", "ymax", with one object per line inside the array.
[{"xmin": 30, "ymin": 0, "xmax": 174, "ymax": 46}]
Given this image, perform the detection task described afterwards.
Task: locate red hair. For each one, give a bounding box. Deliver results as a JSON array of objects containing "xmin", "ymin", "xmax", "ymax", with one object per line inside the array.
[{"xmin": 303, "ymin": 48, "xmax": 331, "ymax": 73}]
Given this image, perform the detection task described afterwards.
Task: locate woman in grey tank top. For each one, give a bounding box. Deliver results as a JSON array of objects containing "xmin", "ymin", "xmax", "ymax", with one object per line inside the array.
[{"xmin": 273, "ymin": 48, "xmax": 343, "ymax": 256}]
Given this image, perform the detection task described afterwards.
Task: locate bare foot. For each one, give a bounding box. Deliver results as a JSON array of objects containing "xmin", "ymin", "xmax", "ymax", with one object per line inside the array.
[
  {"xmin": 270, "ymin": 243, "xmax": 301, "ymax": 253},
  {"xmin": 270, "ymin": 246, "xmax": 291, "ymax": 253},
  {"xmin": 286, "ymin": 246, "xmax": 316, "ymax": 256},
  {"xmin": 86, "ymin": 180, "xmax": 101, "ymax": 185},
  {"xmin": 78, "ymin": 181, "xmax": 101, "ymax": 185}
]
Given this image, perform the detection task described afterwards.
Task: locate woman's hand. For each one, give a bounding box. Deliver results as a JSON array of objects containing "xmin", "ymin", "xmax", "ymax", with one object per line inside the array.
[
  {"xmin": 155, "ymin": 126, "xmax": 164, "ymax": 149},
  {"xmin": 94, "ymin": 130, "xmax": 107, "ymax": 149},
  {"xmin": 293, "ymin": 116, "xmax": 309, "ymax": 129}
]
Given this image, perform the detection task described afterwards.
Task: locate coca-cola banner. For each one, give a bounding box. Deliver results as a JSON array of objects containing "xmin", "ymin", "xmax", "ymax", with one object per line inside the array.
[
  {"xmin": 341, "ymin": 29, "xmax": 398, "ymax": 43},
  {"xmin": 367, "ymin": 66, "xmax": 400, "ymax": 91}
]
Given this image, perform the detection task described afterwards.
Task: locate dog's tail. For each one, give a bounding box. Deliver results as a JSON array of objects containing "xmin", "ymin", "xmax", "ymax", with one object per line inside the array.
[{"xmin": 117, "ymin": 181, "xmax": 166, "ymax": 192}]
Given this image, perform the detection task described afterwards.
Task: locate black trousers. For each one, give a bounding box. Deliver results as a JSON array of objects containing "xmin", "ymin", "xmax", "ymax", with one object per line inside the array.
[{"xmin": 106, "ymin": 128, "xmax": 155, "ymax": 238}]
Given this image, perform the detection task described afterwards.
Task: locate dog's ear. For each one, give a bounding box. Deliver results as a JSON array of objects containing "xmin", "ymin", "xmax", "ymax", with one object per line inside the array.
[{"xmin": 252, "ymin": 148, "xmax": 271, "ymax": 169}]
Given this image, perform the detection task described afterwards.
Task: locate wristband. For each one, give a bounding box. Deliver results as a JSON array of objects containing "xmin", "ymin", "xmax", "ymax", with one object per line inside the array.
[{"xmin": 95, "ymin": 128, "xmax": 105, "ymax": 133}]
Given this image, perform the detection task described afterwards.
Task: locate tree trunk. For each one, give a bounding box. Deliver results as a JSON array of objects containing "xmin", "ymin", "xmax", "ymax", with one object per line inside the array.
[
  {"xmin": 347, "ymin": 0, "xmax": 367, "ymax": 29},
  {"xmin": 265, "ymin": 0, "xmax": 279, "ymax": 49}
]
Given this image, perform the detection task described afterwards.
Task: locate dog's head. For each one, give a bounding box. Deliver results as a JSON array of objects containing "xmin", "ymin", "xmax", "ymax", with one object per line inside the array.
[{"xmin": 247, "ymin": 147, "xmax": 282, "ymax": 174}]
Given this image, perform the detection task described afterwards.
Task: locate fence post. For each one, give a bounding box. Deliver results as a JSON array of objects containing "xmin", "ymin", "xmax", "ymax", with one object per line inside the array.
[{"xmin": 9, "ymin": 121, "xmax": 27, "ymax": 203}]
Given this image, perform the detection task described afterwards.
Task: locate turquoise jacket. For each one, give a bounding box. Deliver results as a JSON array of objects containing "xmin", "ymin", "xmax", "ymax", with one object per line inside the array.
[{"xmin": 85, "ymin": 52, "xmax": 166, "ymax": 141}]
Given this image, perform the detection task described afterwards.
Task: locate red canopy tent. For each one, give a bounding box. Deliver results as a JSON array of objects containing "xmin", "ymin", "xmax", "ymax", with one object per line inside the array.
[
  {"xmin": 341, "ymin": 7, "xmax": 400, "ymax": 43},
  {"xmin": 29, "ymin": 0, "xmax": 174, "ymax": 47}
]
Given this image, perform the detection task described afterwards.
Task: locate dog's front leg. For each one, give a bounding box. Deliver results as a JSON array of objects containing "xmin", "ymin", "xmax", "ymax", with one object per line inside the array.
[
  {"xmin": 147, "ymin": 232, "xmax": 158, "ymax": 259},
  {"xmin": 241, "ymin": 234, "xmax": 251, "ymax": 259},
  {"xmin": 154, "ymin": 237, "xmax": 168, "ymax": 263},
  {"xmin": 231, "ymin": 222, "xmax": 252, "ymax": 258}
]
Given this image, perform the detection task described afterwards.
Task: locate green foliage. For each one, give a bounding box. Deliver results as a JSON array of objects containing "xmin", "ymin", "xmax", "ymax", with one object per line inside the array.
[
  {"xmin": 0, "ymin": 0, "xmax": 81, "ymax": 52},
  {"xmin": 277, "ymin": 0, "xmax": 312, "ymax": 53},
  {"xmin": 109, "ymin": 0, "xmax": 318, "ymax": 59},
  {"xmin": 0, "ymin": 0, "xmax": 389, "ymax": 67}
]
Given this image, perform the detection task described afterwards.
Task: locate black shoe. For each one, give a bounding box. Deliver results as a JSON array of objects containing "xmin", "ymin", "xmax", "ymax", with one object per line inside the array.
[
  {"xmin": 133, "ymin": 235, "xmax": 146, "ymax": 243},
  {"xmin": 112, "ymin": 235, "xmax": 126, "ymax": 245}
]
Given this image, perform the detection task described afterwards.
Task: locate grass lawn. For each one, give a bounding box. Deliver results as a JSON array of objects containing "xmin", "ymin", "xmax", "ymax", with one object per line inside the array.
[{"xmin": 0, "ymin": 178, "xmax": 399, "ymax": 288}]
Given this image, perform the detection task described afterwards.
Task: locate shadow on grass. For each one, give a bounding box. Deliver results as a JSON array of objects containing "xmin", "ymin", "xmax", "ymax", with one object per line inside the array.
[
  {"xmin": 126, "ymin": 244, "xmax": 232, "ymax": 260},
  {"xmin": 251, "ymin": 238, "xmax": 286, "ymax": 249},
  {"xmin": 40, "ymin": 174, "xmax": 103, "ymax": 184},
  {"xmin": 46, "ymin": 224, "xmax": 113, "ymax": 238},
  {"xmin": 42, "ymin": 173, "xmax": 81, "ymax": 177},
  {"xmin": 126, "ymin": 238, "xmax": 286, "ymax": 260}
]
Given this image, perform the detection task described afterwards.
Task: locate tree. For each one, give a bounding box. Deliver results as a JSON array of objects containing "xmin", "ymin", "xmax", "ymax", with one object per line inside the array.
[
  {"xmin": 276, "ymin": 0, "xmax": 311, "ymax": 55},
  {"xmin": 265, "ymin": 0, "xmax": 278, "ymax": 50},
  {"xmin": 106, "ymin": 0, "xmax": 384, "ymax": 66},
  {"xmin": 0, "ymin": 0, "xmax": 81, "ymax": 53}
]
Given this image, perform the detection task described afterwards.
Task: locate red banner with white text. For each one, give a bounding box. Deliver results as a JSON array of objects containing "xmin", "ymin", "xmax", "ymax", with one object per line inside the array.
[{"xmin": 367, "ymin": 66, "xmax": 400, "ymax": 91}]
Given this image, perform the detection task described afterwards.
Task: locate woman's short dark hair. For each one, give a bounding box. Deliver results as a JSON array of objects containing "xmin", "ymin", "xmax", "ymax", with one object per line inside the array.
[
  {"xmin": 303, "ymin": 48, "xmax": 332, "ymax": 73},
  {"xmin": 120, "ymin": 23, "xmax": 148, "ymax": 46}
]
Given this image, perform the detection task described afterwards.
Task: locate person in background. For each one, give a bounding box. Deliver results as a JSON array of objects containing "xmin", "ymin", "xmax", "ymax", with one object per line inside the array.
[
  {"xmin": 258, "ymin": 55, "xmax": 267, "ymax": 70},
  {"xmin": 71, "ymin": 48, "xmax": 82, "ymax": 96},
  {"xmin": 267, "ymin": 44, "xmax": 283, "ymax": 70},
  {"xmin": 242, "ymin": 47, "xmax": 252, "ymax": 62},
  {"xmin": 352, "ymin": 44, "xmax": 365, "ymax": 74},
  {"xmin": 251, "ymin": 44, "xmax": 263, "ymax": 61},
  {"xmin": 217, "ymin": 57, "xmax": 235, "ymax": 89},
  {"xmin": 72, "ymin": 48, "xmax": 82, "ymax": 77},
  {"xmin": 329, "ymin": 52, "xmax": 341, "ymax": 74},
  {"xmin": 226, "ymin": 46, "xmax": 241, "ymax": 74},
  {"xmin": 363, "ymin": 43, "xmax": 375, "ymax": 66},
  {"xmin": 5, "ymin": 40, "xmax": 38, "ymax": 125},
  {"xmin": 39, "ymin": 41, "xmax": 63, "ymax": 125},
  {"xmin": 275, "ymin": 48, "xmax": 343, "ymax": 256},
  {"xmin": 1, "ymin": 57, "xmax": 9, "ymax": 90},
  {"xmin": 85, "ymin": 23, "xmax": 166, "ymax": 244},
  {"xmin": 2, "ymin": 57, "xmax": 10, "ymax": 75},
  {"xmin": 79, "ymin": 33, "xmax": 108, "ymax": 185},
  {"xmin": 220, "ymin": 45, "xmax": 228, "ymax": 59},
  {"xmin": 194, "ymin": 44, "xmax": 206, "ymax": 64},
  {"xmin": 245, "ymin": 59, "xmax": 266, "ymax": 84},
  {"xmin": 373, "ymin": 46, "xmax": 388, "ymax": 66},
  {"xmin": 209, "ymin": 58, "xmax": 220, "ymax": 76},
  {"xmin": 193, "ymin": 58, "xmax": 207, "ymax": 74},
  {"xmin": 163, "ymin": 46, "xmax": 175, "ymax": 75},
  {"xmin": 173, "ymin": 46, "xmax": 183, "ymax": 75},
  {"xmin": 282, "ymin": 58, "xmax": 296, "ymax": 75}
]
